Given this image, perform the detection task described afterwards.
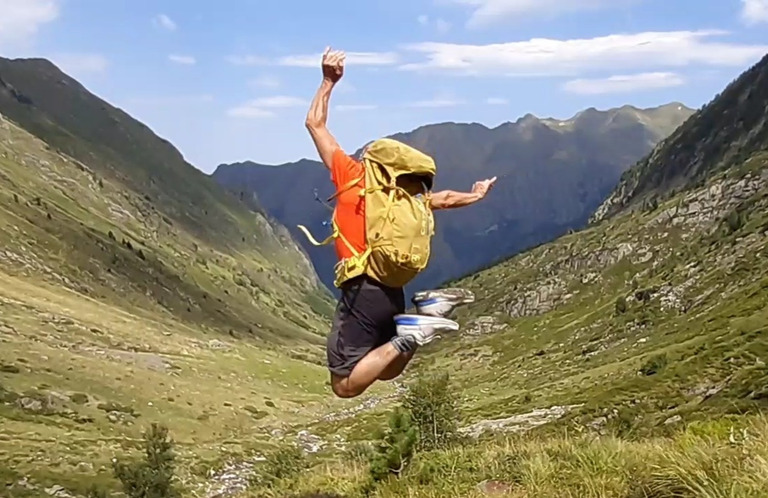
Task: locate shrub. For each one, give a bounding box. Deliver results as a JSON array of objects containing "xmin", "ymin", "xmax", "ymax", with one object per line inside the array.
[
  {"xmin": 362, "ymin": 372, "xmax": 464, "ymax": 492},
  {"xmin": 85, "ymin": 484, "xmax": 108, "ymax": 498},
  {"xmin": 639, "ymin": 353, "xmax": 669, "ymax": 376},
  {"xmin": 368, "ymin": 407, "xmax": 419, "ymax": 483},
  {"xmin": 615, "ymin": 296, "xmax": 628, "ymax": 314},
  {"xmin": 403, "ymin": 372, "xmax": 461, "ymax": 452},
  {"xmin": 111, "ymin": 423, "xmax": 180, "ymax": 498},
  {"xmin": 726, "ymin": 209, "xmax": 744, "ymax": 233},
  {"xmin": 251, "ymin": 443, "xmax": 308, "ymax": 489}
]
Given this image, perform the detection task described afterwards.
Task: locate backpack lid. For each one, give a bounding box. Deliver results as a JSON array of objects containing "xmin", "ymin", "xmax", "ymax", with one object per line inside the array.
[{"xmin": 362, "ymin": 138, "xmax": 436, "ymax": 179}]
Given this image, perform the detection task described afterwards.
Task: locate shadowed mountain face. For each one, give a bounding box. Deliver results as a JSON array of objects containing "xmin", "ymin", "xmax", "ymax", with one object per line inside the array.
[{"xmin": 212, "ymin": 103, "xmax": 694, "ymax": 294}]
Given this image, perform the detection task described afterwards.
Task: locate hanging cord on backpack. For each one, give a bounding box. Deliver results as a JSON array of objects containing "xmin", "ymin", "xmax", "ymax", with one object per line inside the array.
[{"xmin": 313, "ymin": 188, "xmax": 334, "ymax": 227}]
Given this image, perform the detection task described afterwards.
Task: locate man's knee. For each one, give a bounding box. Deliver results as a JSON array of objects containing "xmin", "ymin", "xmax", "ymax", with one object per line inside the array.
[
  {"xmin": 377, "ymin": 370, "xmax": 403, "ymax": 381},
  {"xmin": 377, "ymin": 362, "xmax": 407, "ymax": 381},
  {"xmin": 330, "ymin": 374, "xmax": 365, "ymax": 399}
]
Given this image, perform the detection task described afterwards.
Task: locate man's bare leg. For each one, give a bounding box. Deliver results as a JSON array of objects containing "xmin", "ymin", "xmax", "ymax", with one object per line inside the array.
[
  {"xmin": 378, "ymin": 350, "xmax": 415, "ymax": 381},
  {"xmin": 330, "ymin": 338, "xmax": 416, "ymax": 398}
]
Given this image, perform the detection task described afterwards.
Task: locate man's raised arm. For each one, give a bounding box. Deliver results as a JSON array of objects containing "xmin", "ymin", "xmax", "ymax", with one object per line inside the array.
[
  {"xmin": 430, "ymin": 176, "xmax": 497, "ymax": 210},
  {"xmin": 305, "ymin": 47, "xmax": 345, "ymax": 170}
]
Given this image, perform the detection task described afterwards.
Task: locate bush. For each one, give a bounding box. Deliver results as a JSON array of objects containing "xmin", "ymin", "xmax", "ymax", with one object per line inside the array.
[
  {"xmin": 368, "ymin": 407, "xmax": 419, "ymax": 483},
  {"xmin": 615, "ymin": 296, "xmax": 628, "ymax": 315},
  {"xmin": 85, "ymin": 484, "xmax": 109, "ymax": 498},
  {"xmin": 639, "ymin": 353, "xmax": 669, "ymax": 376},
  {"xmin": 726, "ymin": 209, "xmax": 744, "ymax": 233},
  {"xmin": 402, "ymin": 372, "xmax": 461, "ymax": 451},
  {"xmin": 111, "ymin": 423, "xmax": 180, "ymax": 498},
  {"xmin": 251, "ymin": 443, "xmax": 308, "ymax": 489},
  {"xmin": 364, "ymin": 372, "xmax": 463, "ymax": 488}
]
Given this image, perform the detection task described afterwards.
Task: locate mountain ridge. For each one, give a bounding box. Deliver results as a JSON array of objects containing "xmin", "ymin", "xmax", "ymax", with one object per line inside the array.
[
  {"xmin": 216, "ymin": 102, "xmax": 694, "ymax": 169},
  {"xmin": 212, "ymin": 102, "xmax": 695, "ymax": 293}
]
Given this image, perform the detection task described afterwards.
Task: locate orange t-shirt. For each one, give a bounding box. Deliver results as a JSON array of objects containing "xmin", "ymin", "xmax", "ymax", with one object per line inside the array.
[{"xmin": 330, "ymin": 148, "xmax": 366, "ymax": 261}]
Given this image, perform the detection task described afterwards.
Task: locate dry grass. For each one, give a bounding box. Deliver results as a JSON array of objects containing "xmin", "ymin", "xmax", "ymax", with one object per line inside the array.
[{"xmin": 274, "ymin": 416, "xmax": 768, "ymax": 498}]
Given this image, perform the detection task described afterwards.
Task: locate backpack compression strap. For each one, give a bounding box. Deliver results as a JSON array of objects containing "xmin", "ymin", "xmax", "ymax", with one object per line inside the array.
[{"xmin": 296, "ymin": 216, "xmax": 371, "ymax": 269}]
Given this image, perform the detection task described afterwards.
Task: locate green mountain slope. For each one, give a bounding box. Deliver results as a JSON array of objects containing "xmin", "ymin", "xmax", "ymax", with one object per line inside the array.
[
  {"xmin": 0, "ymin": 58, "xmax": 346, "ymax": 494},
  {"xmin": 0, "ymin": 56, "xmax": 334, "ymax": 341},
  {"xmin": 272, "ymin": 53, "xmax": 768, "ymax": 498},
  {"xmin": 593, "ymin": 53, "xmax": 768, "ymax": 222},
  {"xmin": 406, "ymin": 55, "xmax": 768, "ymax": 433},
  {"xmin": 212, "ymin": 103, "xmax": 694, "ymax": 294}
]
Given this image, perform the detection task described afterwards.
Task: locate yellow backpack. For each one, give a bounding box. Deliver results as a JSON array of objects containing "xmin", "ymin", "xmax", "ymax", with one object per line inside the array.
[{"xmin": 298, "ymin": 138, "xmax": 437, "ymax": 289}]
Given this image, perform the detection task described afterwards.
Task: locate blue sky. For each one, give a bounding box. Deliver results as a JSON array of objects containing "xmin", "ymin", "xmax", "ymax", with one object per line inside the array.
[{"xmin": 0, "ymin": 0, "xmax": 767, "ymax": 172}]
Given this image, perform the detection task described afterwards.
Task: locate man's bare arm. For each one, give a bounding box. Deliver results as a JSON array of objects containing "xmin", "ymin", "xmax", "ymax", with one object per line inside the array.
[
  {"xmin": 430, "ymin": 190, "xmax": 483, "ymax": 210},
  {"xmin": 305, "ymin": 47, "xmax": 345, "ymax": 170},
  {"xmin": 305, "ymin": 78, "xmax": 340, "ymax": 169},
  {"xmin": 430, "ymin": 176, "xmax": 497, "ymax": 210}
]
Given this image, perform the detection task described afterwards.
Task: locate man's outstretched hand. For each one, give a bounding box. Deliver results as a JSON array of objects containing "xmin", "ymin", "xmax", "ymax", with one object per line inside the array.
[
  {"xmin": 471, "ymin": 176, "xmax": 497, "ymax": 199},
  {"xmin": 322, "ymin": 47, "xmax": 345, "ymax": 84}
]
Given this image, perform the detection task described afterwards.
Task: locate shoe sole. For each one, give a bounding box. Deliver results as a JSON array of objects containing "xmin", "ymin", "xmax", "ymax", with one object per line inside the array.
[
  {"xmin": 394, "ymin": 314, "xmax": 460, "ymax": 330},
  {"xmin": 412, "ymin": 288, "xmax": 475, "ymax": 305}
]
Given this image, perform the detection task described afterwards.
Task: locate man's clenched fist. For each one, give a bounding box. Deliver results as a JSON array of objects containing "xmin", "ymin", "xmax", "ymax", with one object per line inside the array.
[{"xmin": 322, "ymin": 47, "xmax": 345, "ymax": 84}]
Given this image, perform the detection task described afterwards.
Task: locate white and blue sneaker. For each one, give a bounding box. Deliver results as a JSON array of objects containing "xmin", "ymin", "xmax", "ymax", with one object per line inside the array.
[
  {"xmin": 411, "ymin": 288, "xmax": 475, "ymax": 318},
  {"xmin": 394, "ymin": 314, "xmax": 460, "ymax": 346}
]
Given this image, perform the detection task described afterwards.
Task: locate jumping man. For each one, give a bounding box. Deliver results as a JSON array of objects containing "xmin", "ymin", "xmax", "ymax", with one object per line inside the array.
[{"xmin": 304, "ymin": 47, "xmax": 497, "ymax": 399}]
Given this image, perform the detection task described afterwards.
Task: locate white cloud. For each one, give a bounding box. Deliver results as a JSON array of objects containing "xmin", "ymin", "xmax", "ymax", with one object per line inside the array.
[
  {"xmin": 168, "ymin": 54, "xmax": 196, "ymax": 65},
  {"xmin": 0, "ymin": 0, "xmax": 59, "ymax": 49},
  {"xmin": 741, "ymin": 0, "xmax": 768, "ymax": 24},
  {"xmin": 486, "ymin": 97, "xmax": 508, "ymax": 105},
  {"xmin": 435, "ymin": 18, "xmax": 452, "ymax": 34},
  {"xmin": 404, "ymin": 94, "xmax": 464, "ymax": 108},
  {"xmin": 248, "ymin": 96, "xmax": 307, "ymax": 107},
  {"xmin": 50, "ymin": 53, "xmax": 108, "ymax": 76},
  {"xmin": 448, "ymin": 0, "xmax": 629, "ymax": 28},
  {"xmin": 562, "ymin": 72, "xmax": 685, "ymax": 95},
  {"xmin": 250, "ymin": 75, "xmax": 281, "ymax": 89},
  {"xmin": 227, "ymin": 107, "xmax": 276, "ymax": 119},
  {"xmin": 278, "ymin": 51, "xmax": 399, "ymax": 67},
  {"xmin": 417, "ymin": 14, "xmax": 452, "ymax": 33},
  {"xmin": 335, "ymin": 104, "xmax": 378, "ymax": 111},
  {"xmin": 152, "ymin": 14, "xmax": 177, "ymax": 31},
  {"xmin": 127, "ymin": 95, "xmax": 214, "ymax": 106},
  {"xmin": 226, "ymin": 54, "xmax": 269, "ymax": 66},
  {"xmin": 400, "ymin": 30, "xmax": 768, "ymax": 77},
  {"xmin": 227, "ymin": 95, "xmax": 307, "ymax": 118},
  {"xmin": 225, "ymin": 51, "xmax": 398, "ymax": 69}
]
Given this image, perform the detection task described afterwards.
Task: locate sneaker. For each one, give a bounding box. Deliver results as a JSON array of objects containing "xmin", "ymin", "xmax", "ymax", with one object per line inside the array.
[
  {"xmin": 394, "ymin": 314, "xmax": 460, "ymax": 346},
  {"xmin": 411, "ymin": 288, "xmax": 475, "ymax": 318}
]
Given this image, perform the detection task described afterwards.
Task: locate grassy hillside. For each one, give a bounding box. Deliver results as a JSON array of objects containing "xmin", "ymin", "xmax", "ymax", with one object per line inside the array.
[
  {"xmin": 0, "ymin": 58, "xmax": 361, "ymax": 496},
  {"xmin": 213, "ymin": 103, "xmax": 694, "ymax": 295},
  {"xmin": 0, "ymin": 56, "xmax": 334, "ymax": 343},
  {"xmin": 236, "ymin": 57, "xmax": 768, "ymax": 498},
  {"xmin": 1, "ymin": 51, "xmax": 766, "ymax": 497},
  {"xmin": 264, "ymin": 126, "xmax": 768, "ymax": 498}
]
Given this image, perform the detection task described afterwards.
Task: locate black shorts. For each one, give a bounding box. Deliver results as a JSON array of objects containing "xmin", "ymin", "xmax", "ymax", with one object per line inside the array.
[{"xmin": 326, "ymin": 275, "xmax": 405, "ymax": 377}]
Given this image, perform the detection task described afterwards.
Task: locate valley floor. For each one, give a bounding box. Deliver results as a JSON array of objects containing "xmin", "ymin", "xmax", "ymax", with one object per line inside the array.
[
  {"xmin": 1, "ymin": 145, "xmax": 767, "ymax": 497},
  {"xmin": 0, "ymin": 268, "xmax": 396, "ymax": 496}
]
